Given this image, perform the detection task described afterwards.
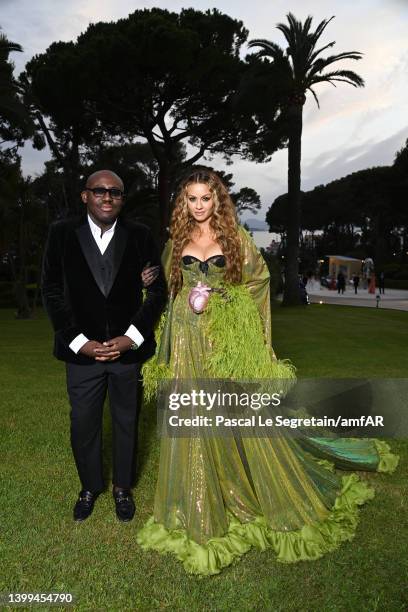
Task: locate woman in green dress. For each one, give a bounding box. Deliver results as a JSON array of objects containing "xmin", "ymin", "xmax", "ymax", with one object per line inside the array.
[{"xmin": 137, "ymin": 169, "xmax": 398, "ymax": 576}]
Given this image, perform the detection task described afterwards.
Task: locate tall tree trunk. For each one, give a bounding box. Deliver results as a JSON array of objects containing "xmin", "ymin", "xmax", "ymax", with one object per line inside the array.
[
  {"xmin": 36, "ymin": 113, "xmax": 81, "ymax": 215},
  {"xmin": 66, "ymin": 135, "xmax": 80, "ymax": 214},
  {"xmin": 402, "ymin": 230, "xmax": 408, "ymax": 263},
  {"xmin": 282, "ymin": 102, "xmax": 303, "ymax": 306},
  {"xmin": 16, "ymin": 198, "xmax": 32, "ymax": 319},
  {"xmin": 14, "ymin": 280, "xmax": 32, "ymax": 319},
  {"xmin": 373, "ymin": 214, "xmax": 387, "ymax": 271},
  {"xmin": 31, "ymin": 247, "xmax": 43, "ymax": 315},
  {"xmin": 8, "ymin": 252, "xmax": 31, "ymax": 320},
  {"xmin": 36, "ymin": 111, "xmax": 69, "ymax": 212}
]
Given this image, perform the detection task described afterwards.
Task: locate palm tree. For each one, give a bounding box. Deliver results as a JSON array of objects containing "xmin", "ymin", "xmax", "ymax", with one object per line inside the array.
[
  {"xmin": 0, "ymin": 32, "xmax": 22, "ymax": 57},
  {"xmin": 0, "ymin": 30, "xmax": 28, "ymax": 144},
  {"xmin": 0, "ymin": 31, "xmax": 23, "ymax": 109},
  {"xmin": 249, "ymin": 14, "xmax": 364, "ymax": 305}
]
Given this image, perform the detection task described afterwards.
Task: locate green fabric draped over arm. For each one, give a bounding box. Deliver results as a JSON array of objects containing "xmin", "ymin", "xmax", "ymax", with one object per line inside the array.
[
  {"xmin": 141, "ymin": 239, "xmax": 173, "ymax": 401},
  {"xmin": 239, "ymin": 226, "xmax": 275, "ymax": 358},
  {"xmin": 161, "ymin": 238, "xmax": 173, "ymax": 285},
  {"xmin": 156, "ymin": 238, "xmax": 174, "ymax": 365}
]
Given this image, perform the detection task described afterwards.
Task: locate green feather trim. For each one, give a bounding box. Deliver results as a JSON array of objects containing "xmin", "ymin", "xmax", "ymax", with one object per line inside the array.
[
  {"xmin": 204, "ymin": 285, "xmax": 296, "ymax": 385},
  {"xmin": 142, "ymin": 285, "xmax": 296, "ymax": 402},
  {"xmin": 142, "ymin": 308, "xmax": 172, "ymax": 403}
]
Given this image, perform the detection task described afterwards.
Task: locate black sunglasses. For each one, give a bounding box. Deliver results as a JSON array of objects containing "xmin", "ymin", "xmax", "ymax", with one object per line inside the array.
[{"xmin": 86, "ymin": 187, "xmax": 124, "ymax": 199}]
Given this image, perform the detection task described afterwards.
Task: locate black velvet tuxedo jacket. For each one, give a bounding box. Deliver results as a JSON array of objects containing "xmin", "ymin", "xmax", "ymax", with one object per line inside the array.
[{"xmin": 42, "ymin": 215, "xmax": 167, "ymax": 365}]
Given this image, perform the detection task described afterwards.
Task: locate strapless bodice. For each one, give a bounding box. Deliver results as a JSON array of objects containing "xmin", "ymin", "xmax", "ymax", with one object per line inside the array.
[{"xmin": 181, "ymin": 254, "xmax": 226, "ymax": 287}]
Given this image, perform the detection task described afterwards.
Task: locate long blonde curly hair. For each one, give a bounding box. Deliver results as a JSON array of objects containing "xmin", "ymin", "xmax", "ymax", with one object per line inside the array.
[{"xmin": 169, "ymin": 169, "xmax": 242, "ymax": 296}]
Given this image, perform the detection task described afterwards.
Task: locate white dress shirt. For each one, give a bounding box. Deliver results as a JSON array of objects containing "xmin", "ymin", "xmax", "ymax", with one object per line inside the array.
[{"xmin": 69, "ymin": 215, "xmax": 144, "ymax": 354}]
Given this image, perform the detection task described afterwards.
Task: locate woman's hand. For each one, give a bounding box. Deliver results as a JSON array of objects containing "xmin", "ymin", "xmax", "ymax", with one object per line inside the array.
[{"xmin": 141, "ymin": 262, "xmax": 160, "ymax": 287}]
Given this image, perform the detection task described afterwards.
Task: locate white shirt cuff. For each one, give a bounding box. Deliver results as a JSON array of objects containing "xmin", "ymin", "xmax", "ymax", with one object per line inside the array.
[
  {"xmin": 125, "ymin": 324, "xmax": 144, "ymax": 348},
  {"xmin": 69, "ymin": 333, "xmax": 89, "ymax": 354}
]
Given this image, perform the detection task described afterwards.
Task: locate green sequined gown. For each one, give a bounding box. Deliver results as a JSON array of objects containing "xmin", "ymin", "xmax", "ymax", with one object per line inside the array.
[{"xmin": 137, "ymin": 227, "xmax": 398, "ymax": 575}]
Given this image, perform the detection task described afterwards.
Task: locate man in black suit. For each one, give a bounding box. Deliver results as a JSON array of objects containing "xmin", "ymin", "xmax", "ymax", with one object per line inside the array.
[{"xmin": 42, "ymin": 170, "xmax": 166, "ymax": 522}]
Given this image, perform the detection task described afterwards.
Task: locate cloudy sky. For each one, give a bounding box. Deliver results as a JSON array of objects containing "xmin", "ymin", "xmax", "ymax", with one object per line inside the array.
[{"xmin": 1, "ymin": 0, "xmax": 408, "ymax": 219}]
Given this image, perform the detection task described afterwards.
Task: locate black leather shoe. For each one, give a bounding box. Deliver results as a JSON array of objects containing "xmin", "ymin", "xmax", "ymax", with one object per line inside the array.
[
  {"xmin": 113, "ymin": 489, "xmax": 135, "ymax": 522},
  {"xmin": 73, "ymin": 490, "xmax": 98, "ymax": 522}
]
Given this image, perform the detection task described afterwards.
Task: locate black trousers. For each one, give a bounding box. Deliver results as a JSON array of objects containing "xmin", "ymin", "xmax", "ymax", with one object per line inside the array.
[{"xmin": 66, "ymin": 361, "xmax": 141, "ymax": 492}]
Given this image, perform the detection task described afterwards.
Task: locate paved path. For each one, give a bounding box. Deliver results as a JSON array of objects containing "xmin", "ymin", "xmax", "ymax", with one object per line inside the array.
[{"xmin": 306, "ymin": 287, "xmax": 408, "ymax": 311}]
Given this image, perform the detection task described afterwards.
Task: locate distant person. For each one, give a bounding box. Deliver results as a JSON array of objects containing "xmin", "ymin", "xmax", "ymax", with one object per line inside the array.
[
  {"xmin": 368, "ymin": 273, "xmax": 376, "ymax": 294},
  {"xmin": 353, "ymin": 275, "xmax": 360, "ymax": 295},
  {"xmin": 379, "ymin": 271, "xmax": 385, "ymax": 294},
  {"xmin": 299, "ymin": 277, "xmax": 310, "ymax": 304},
  {"xmin": 337, "ymin": 271, "xmax": 346, "ymax": 294},
  {"xmin": 306, "ymin": 275, "xmax": 320, "ymax": 293}
]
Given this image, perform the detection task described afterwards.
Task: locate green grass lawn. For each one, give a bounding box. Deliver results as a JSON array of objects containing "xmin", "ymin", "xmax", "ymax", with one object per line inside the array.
[{"xmin": 0, "ymin": 305, "xmax": 407, "ymax": 611}]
